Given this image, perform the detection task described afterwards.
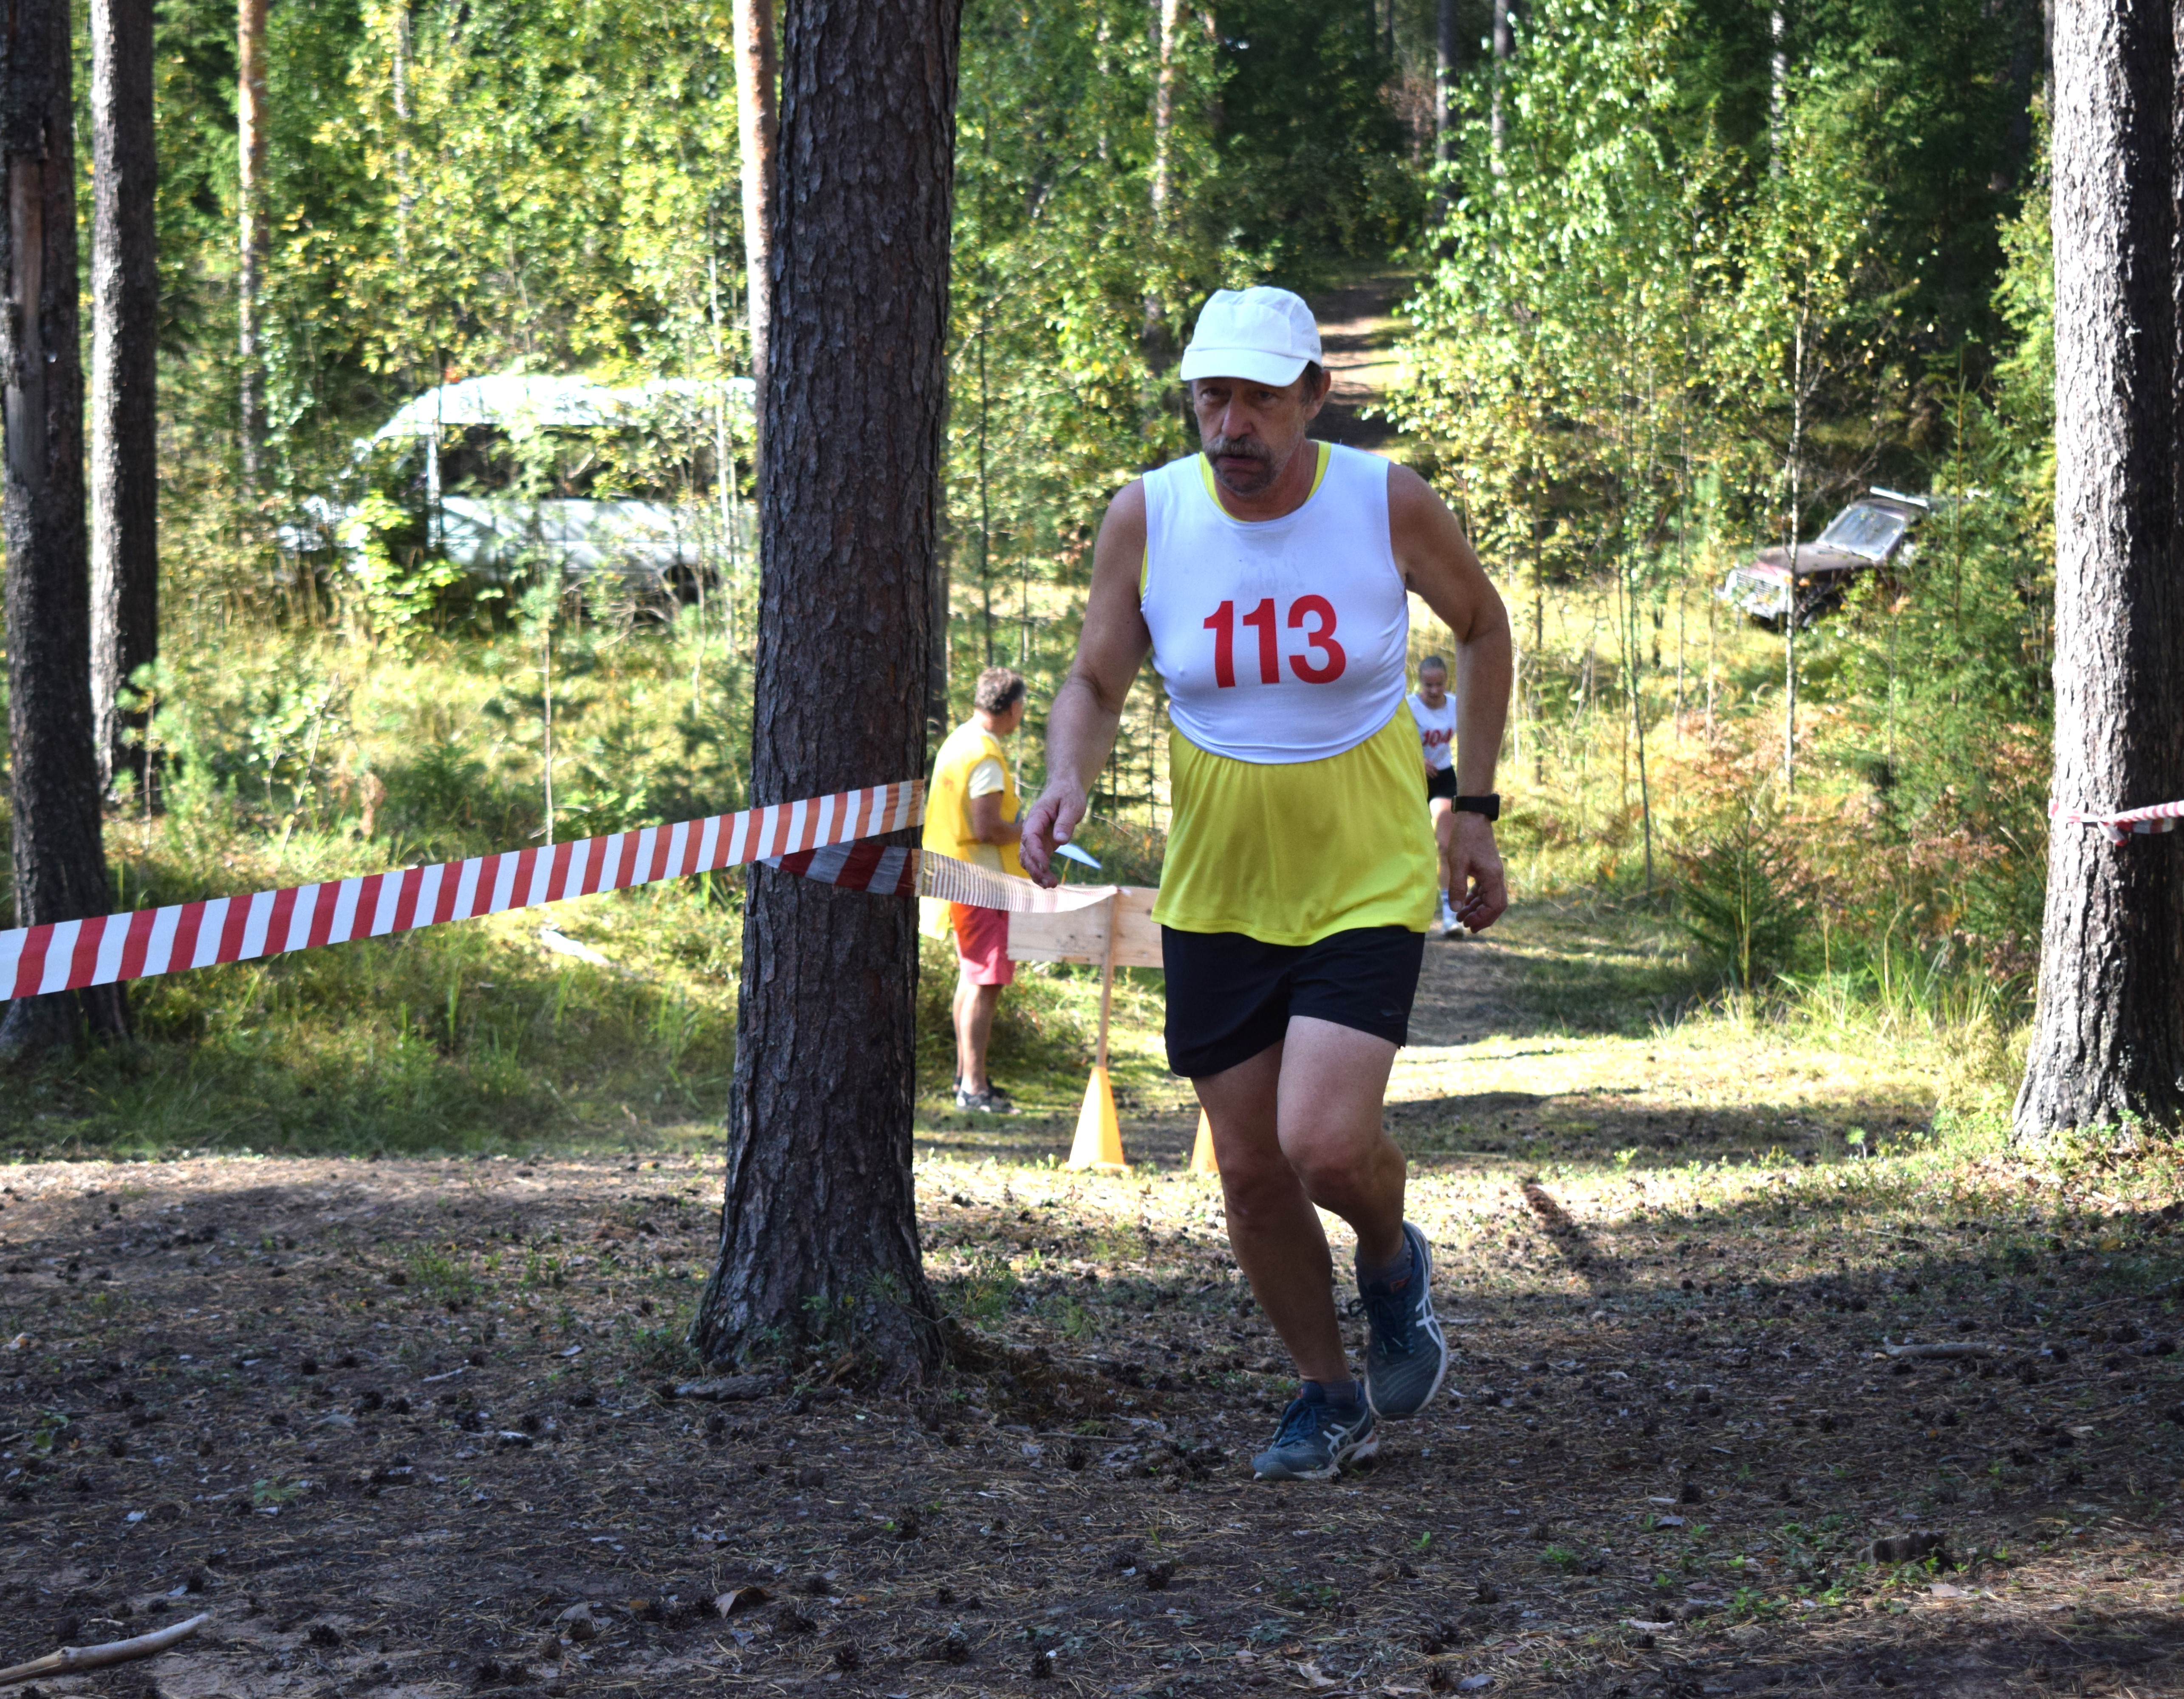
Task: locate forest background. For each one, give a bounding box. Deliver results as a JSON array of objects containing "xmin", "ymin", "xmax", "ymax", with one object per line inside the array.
[{"xmin": 3, "ymin": 0, "xmax": 2057, "ymax": 1151}]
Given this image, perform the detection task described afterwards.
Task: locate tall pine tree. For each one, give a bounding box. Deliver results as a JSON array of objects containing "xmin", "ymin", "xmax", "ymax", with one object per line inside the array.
[
  {"xmin": 691, "ymin": 0, "xmax": 963, "ymax": 1378},
  {"xmin": 2015, "ymin": 0, "xmax": 2184, "ymax": 1137}
]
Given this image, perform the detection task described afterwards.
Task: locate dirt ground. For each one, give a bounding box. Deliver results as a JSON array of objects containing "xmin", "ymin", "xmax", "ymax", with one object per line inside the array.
[{"xmin": 0, "ymin": 927, "xmax": 2180, "ymax": 1698}]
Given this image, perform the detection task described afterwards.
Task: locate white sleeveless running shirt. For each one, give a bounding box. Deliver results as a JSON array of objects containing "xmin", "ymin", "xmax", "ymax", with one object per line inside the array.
[
  {"xmin": 1407, "ymin": 690, "xmax": 1456, "ymax": 771},
  {"xmin": 1141, "ymin": 443, "xmax": 1409, "ymax": 765}
]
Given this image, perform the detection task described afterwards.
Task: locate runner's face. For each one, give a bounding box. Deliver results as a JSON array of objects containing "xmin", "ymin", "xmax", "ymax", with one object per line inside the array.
[
  {"xmin": 1190, "ymin": 375, "xmax": 1321, "ymax": 497},
  {"xmin": 1418, "ymin": 668, "xmax": 1447, "ymax": 708}
]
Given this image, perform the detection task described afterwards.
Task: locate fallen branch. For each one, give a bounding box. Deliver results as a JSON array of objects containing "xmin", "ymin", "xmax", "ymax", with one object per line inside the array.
[
  {"xmin": 0, "ymin": 1612, "xmax": 209, "ymax": 1688},
  {"xmin": 1882, "ymin": 1342, "xmax": 2007, "ymax": 1360},
  {"xmin": 670, "ymin": 1374, "xmax": 780, "ymax": 1402}
]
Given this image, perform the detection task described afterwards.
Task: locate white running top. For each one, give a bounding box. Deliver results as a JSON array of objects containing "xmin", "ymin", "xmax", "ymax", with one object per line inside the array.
[
  {"xmin": 1140, "ymin": 444, "xmax": 1409, "ymax": 765},
  {"xmin": 1407, "ymin": 689, "xmax": 1456, "ymax": 771}
]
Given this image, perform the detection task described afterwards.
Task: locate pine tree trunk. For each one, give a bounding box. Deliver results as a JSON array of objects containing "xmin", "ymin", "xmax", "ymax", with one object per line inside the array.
[
  {"xmin": 236, "ymin": 0, "xmax": 268, "ymax": 495},
  {"xmin": 90, "ymin": 0, "xmax": 159, "ymax": 794},
  {"xmin": 690, "ymin": 0, "xmax": 961, "ymax": 1381},
  {"xmin": 731, "ymin": 0, "xmax": 777, "ymax": 446},
  {"xmin": 0, "ymin": 0, "xmax": 128, "ymax": 1057},
  {"xmin": 2014, "ymin": 0, "xmax": 2184, "ymax": 1140}
]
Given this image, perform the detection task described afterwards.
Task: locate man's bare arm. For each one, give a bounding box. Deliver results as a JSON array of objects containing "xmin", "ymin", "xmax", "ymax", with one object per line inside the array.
[
  {"xmin": 1019, "ymin": 483, "xmax": 1153, "ymax": 886},
  {"xmin": 966, "ymin": 792, "xmax": 1021, "ymax": 845},
  {"xmin": 1389, "ymin": 465, "xmax": 1514, "ymax": 930}
]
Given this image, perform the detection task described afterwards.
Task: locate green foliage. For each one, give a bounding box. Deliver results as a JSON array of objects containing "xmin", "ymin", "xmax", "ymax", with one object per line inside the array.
[
  {"xmin": 1214, "ymin": 0, "xmax": 1422, "ymax": 278},
  {"xmin": 341, "ymin": 491, "xmax": 465, "ymax": 648},
  {"xmin": 1673, "ymin": 790, "xmax": 1812, "ymax": 990}
]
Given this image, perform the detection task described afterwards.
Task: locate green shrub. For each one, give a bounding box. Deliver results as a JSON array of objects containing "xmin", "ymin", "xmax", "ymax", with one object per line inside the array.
[{"xmin": 1675, "ymin": 797, "xmax": 1812, "ymax": 990}]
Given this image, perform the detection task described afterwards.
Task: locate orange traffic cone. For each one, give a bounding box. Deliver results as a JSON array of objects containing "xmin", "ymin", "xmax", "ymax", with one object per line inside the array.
[
  {"xmin": 1188, "ymin": 1108, "xmax": 1220, "ymax": 1176},
  {"xmin": 1065, "ymin": 1064, "xmax": 1128, "ymax": 1171}
]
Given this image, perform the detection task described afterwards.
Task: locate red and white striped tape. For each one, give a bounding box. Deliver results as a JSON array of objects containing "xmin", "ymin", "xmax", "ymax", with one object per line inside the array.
[
  {"xmin": 2053, "ymin": 797, "xmax": 2184, "ymax": 846},
  {"xmin": 0, "ymin": 780, "xmax": 923, "ymax": 1000},
  {"xmin": 764, "ymin": 841, "xmax": 1124, "ymax": 914}
]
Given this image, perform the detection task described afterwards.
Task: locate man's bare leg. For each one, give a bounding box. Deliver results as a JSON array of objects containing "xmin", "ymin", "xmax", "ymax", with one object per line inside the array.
[
  {"xmin": 952, "ymin": 974, "xmax": 1001, "ymax": 1092},
  {"xmin": 1198, "ymin": 1017, "xmax": 1406, "ymax": 1383}
]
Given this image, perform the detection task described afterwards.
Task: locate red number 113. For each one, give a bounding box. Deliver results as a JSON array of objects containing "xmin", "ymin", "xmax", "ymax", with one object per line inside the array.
[{"xmin": 1203, "ymin": 596, "xmax": 1346, "ymax": 686}]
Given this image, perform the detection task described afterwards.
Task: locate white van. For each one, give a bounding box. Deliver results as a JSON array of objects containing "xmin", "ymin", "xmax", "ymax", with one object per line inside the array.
[{"xmin": 347, "ymin": 371, "xmax": 754, "ymax": 587}]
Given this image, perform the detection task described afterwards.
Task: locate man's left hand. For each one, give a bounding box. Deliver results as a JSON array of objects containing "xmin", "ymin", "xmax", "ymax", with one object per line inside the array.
[{"xmin": 1448, "ymin": 812, "xmax": 1509, "ymax": 933}]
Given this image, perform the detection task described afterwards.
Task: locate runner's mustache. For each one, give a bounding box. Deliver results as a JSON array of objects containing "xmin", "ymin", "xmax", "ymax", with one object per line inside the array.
[{"xmin": 1204, "ymin": 436, "xmax": 1272, "ymax": 466}]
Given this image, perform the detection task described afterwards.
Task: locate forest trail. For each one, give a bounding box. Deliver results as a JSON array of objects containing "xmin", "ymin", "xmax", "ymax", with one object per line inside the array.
[
  {"xmin": 1308, "ymin": 271, "xmax": 1414, "ymax": 452},
  {"xmin": 0, "ymin": 1068, "xmax": 2170, "ymax": 1699},
  {"xmin": 923, "ymin": 901, "xmax": 1942, "ymax": 1177}
]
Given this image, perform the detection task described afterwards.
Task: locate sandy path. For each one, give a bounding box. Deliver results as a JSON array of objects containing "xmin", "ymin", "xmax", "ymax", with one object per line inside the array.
[{"xmin": 1307, "ymin": 272, "xmax": 1413, "ymax": 452}]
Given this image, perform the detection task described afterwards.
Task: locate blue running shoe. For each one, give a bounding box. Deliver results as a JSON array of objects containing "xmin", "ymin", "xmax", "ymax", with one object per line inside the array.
[
  {"xmin": 1359, "ymin": 1222, "xmax": 1449, "ymax": 1419},
  {"xmin": 1252, "ymin": 1391, "xmax": 1378, "ymax": 1482}
]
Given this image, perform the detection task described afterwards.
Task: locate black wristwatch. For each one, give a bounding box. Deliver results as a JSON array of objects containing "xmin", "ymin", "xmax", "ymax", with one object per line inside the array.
[{"xmin": 1453, "ymin": 793, "xmax": 1500, "ymax": 821}]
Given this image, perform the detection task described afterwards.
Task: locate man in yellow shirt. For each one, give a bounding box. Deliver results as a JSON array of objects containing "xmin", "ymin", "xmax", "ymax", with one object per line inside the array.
[
  {"xmin": 1021, "ymin": 288, "xmax": 1510, "ymax": 1481},
  {"xmin": 924, "ymin": 667, "xmax": 1029, "ymax": 1113}
]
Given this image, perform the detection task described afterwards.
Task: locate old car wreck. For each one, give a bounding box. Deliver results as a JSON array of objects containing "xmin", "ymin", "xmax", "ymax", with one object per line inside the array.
[{"xmin": 1717, "ymin": 487, "xmax": 1931, "ymax": 627}]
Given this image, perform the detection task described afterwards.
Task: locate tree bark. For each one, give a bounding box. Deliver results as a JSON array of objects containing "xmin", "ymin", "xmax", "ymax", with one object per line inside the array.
[
  {"xmin": 2014, "ymin": 0, "xmax": 2184, "ymax": 1140},
  {"xmin": 1768, "ymin": 6, "xmax": 1786, "ymax": 171},
  {"xmin": 1143, "ymin": 0, "xmax": 1181, "ymax": 363},
  {"xmin": 1489, "ymin": 0, "xmax": 1514, "ymax": 174},
  {"xmin": 691, "ymin": 0, "xmax": 961, "ymax": 1380},
  {"xmin": 1434, "ymin": 0, "xmax": 1459, "ymax": 164},
  {"xmin": 0, "ymin": 0, "xmax": 128, "ymax": 1056},
  {"xmin": 236, "ymin": 0, "xmax": 268, "ymax": 495},
  {"xmin": 731, "ymin": 0, "xmax": 778, "ymax": 447},
  {"xmin": 90, "ymin": 0, "xmax": 159, "ymax": 794},
  {"xmin": 390, "ymin": 0, "xmax": 413, "ymax": 260}
]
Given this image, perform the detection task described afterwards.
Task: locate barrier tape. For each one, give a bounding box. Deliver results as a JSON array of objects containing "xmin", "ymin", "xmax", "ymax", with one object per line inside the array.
[
  {"xmin": 764, "ymin": 838, "xmax": 1136, "ymax": 911},
  {"xmin": 0, "ymin": 780, "xmax": 923, "ymax": 1000},
  {"xmin": 2053, "ymin": 797, "xmax": 2184, "ymax": 846},
  {"xmin": 912, "ymin": 850, "xmax": 1121, "ymax": 914}
]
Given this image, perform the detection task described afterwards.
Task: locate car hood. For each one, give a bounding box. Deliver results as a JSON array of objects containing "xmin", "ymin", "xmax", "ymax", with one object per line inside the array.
[{"xmin": 1741, "ymin": 544, "xmax": 1873, "ymax": 581}]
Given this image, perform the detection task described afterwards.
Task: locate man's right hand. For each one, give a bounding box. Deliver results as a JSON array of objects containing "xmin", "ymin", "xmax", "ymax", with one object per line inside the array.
[{"xmin": 1018, "ymin": 783, "xmax": 1088, "ymax": 888}]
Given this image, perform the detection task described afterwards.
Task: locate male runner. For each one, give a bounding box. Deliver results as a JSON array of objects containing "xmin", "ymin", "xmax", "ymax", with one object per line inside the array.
[
  {"xmin": 925, "ymin": 666, "xmax": 1029, "ymax": 1114},
  {"xmin": 1408, "ymin": 656, "xmax": 1461, "ymax": 935},
  {"xmin": 1020, "ymin": 286, "xmax": 1511, "ymax": 1481}
]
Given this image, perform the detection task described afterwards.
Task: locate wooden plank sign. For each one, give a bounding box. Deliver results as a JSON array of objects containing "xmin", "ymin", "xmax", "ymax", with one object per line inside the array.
[{"xmin": 1006, "ymin": 886, "xmax": 1161, "ymax": 970}]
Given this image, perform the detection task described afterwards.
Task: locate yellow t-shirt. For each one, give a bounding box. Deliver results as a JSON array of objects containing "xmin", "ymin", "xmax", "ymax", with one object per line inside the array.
[{"xmin": 1153, "ymin": 708, "xmax": 1437, "ymax": 945}]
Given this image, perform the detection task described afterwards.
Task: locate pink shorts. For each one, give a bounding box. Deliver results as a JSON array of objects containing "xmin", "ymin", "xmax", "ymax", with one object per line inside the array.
[{"xmin": 950, "ymin": 902, "xmax": 1016, "ymax": 987}]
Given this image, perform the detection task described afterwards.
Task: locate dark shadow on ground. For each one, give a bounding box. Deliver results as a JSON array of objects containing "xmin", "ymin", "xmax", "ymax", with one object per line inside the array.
[
  {"xmin": 1604, "ymin": 1609, "xmax": 2184, "ymax": 1697},
  {"xmin": 1384, "ymin": 1093, "xmax": 1935, "ymax": 1173},
  {"xmin": 915, "ymin": 1107, "xmax": 1200, "ymax": 1171}
]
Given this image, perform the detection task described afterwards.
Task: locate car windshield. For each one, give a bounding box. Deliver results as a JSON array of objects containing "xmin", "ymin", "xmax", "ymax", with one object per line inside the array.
[
  {"xmin": 1816, "ymin": 502, "xmax": 1910, "ymax": 560},
  {"xmin": 438, "ymin": 425, "xmax": 696, "ymax": 502}
]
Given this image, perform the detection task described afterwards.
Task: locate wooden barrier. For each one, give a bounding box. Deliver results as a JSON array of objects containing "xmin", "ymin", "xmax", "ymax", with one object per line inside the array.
[{"xmin": 1008, "ymin": 889, "xmax": 1157, "ymax": 1170}]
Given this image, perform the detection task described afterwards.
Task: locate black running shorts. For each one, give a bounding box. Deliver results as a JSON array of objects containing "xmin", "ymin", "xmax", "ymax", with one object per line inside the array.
[
  {"xmin": 1425, "ymin": 766, "xmax": 1457, "ymax": 802},
  {"xmin": 1161, "ymin": 925, "xmax": 1427, "ymax": 1079}
]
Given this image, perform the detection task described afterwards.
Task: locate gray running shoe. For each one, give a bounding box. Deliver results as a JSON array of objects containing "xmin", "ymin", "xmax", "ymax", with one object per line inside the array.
[
  {"xmin": 954, "ymin": 1083, "xmax": 1015, "ymax": 1114},
  {"xmin": 1359, "ymin": 1222, "xmax": 1449, "ymax": 1419},
  {"xmin": 1252, "ymin": 1393, "xmax": 1379, "ymax": 1482}
]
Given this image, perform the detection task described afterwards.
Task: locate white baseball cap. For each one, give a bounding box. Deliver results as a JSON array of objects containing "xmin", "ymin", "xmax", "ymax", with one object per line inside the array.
[{"xmin": 1179, "ymin": 286, "xmax": 1322, "ymax": 387}]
